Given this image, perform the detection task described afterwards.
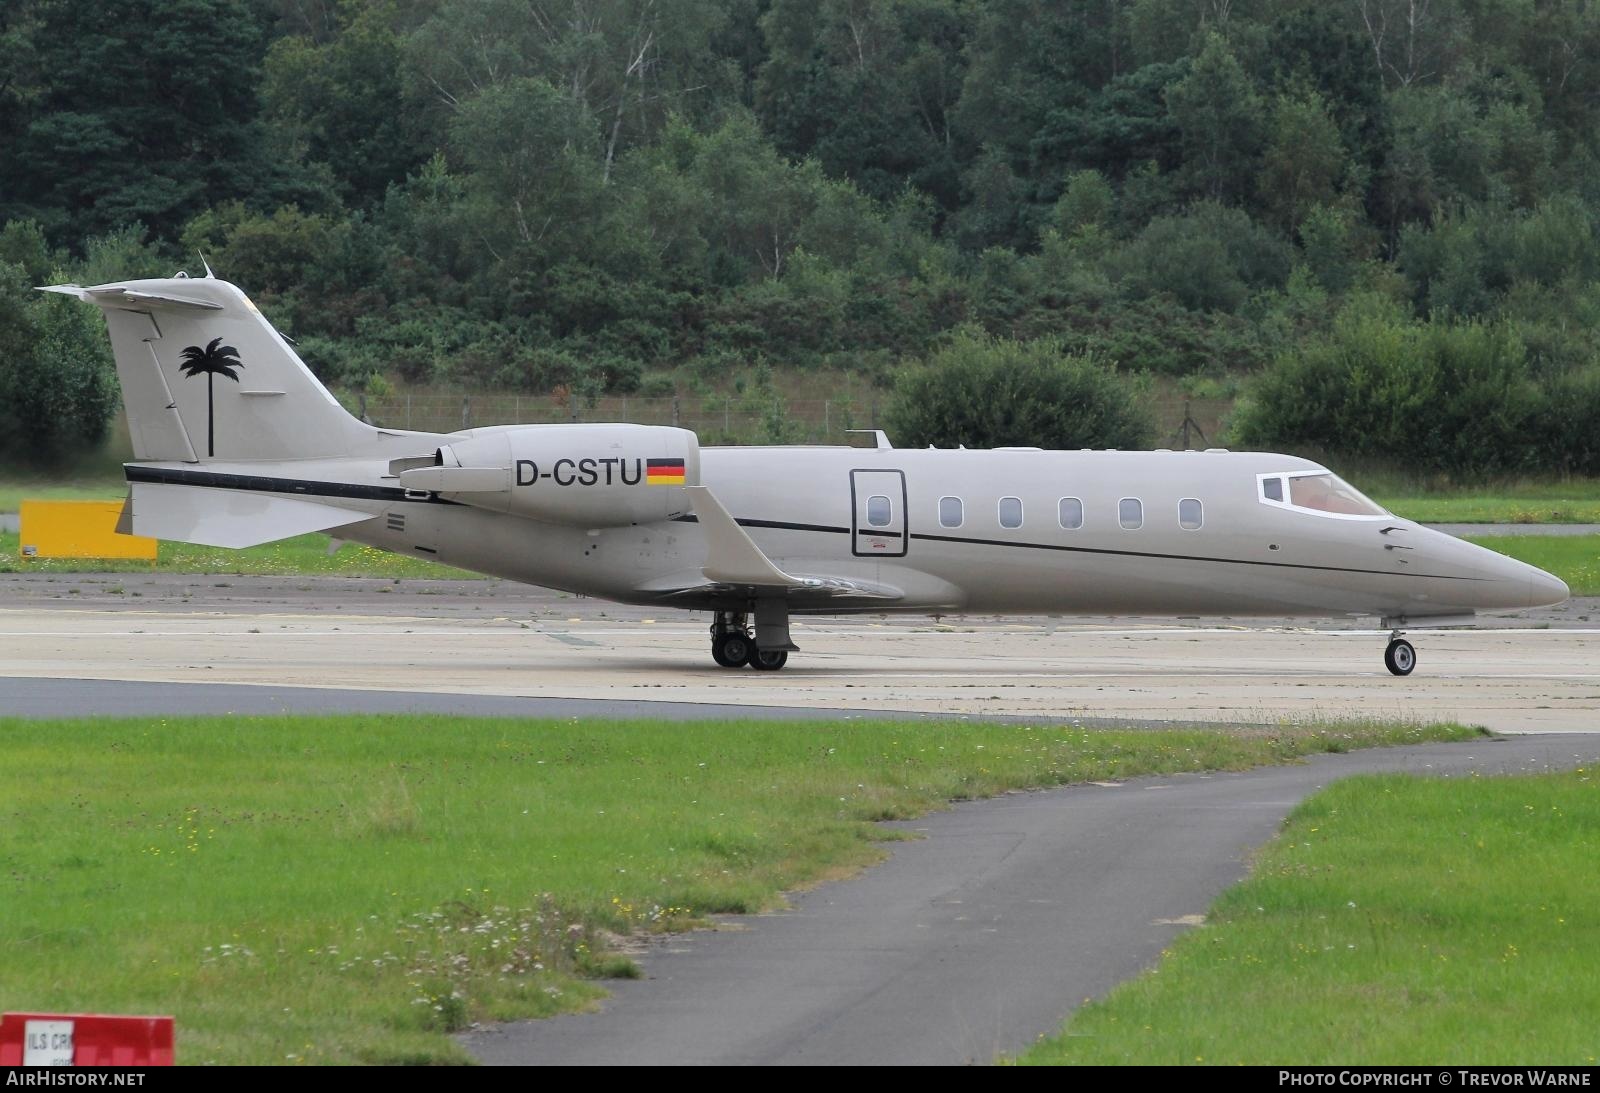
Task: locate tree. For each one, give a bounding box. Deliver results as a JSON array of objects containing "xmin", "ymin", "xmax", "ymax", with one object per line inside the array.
[
  {"xmin": 884, "ymin": 329, "xmax": 1151, "ymax": 449},
  {"xmin": 179, "ymin": 337, "xmax": 245, "ymax": 457},
  {"xmin": 1259, "ymin": 90, "xmax": 1346, "ymax": 234},
  {"xmin": 755, "ymin": 0, "xmax": 965, "ymax": 205},
  {"xmin": 263, "ymin": 5, "xmax": 430, "ymax": 208},
  {"xmin": 0, "ymin": 260, "xmax": 120, "ymax": 466},
  {"xmin": 1354, "ymin": 0, "xmax": 1469, "ymax": 90},
  {"xmin": 406, "ymin": 0, "xmax": 728, "ymax": 184},
  {"xmin": 3, "ymin": 0, "xmax": 279, "ymax": 242},
  {"xmin": 1031, "ymin": 61, "xmax": 1186, "ymax": 189},
  {"xmin": 1113, "ymin": 201, "xmax": 1291, "ymax": 311},
  {"xmin": 1163, "ymin": 33, "xmax": 1262, "ymax": 204}
]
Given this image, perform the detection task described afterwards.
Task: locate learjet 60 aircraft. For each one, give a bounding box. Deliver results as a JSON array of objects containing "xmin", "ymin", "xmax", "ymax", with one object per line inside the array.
[{"xmin": 45, "ymin": 274, "xmax": 1569, "ymax": 676}]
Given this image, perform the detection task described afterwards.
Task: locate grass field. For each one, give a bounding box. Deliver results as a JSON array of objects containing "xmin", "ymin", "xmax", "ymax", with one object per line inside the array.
[
  {"xmin": 1463, "ymin": 535, "xmax": 1600, "ymax": 596},
  {"xmin": 0, "ymin": 531, "xmax": 480, "ymax": 579},
  {"xmin": 1371, "ymin": 479, "xmax": 1600, "ymax": 524},
  {"xmin": 1018, "ymin": 769, "xmax": 1600, "ymax": 1065},
  {"xmin": 0, "ymin": 716, "xmax": 1477, "ymax": 1065},
  {"xmin": 0, "ymin": 480, "xmax": 126, "ymax": 514}
]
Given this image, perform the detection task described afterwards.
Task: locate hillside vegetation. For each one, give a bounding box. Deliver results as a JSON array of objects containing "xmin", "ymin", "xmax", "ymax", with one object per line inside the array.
[{"xmin": 4, "ymin": 1, "xmax": 1600, "ymax": 473}]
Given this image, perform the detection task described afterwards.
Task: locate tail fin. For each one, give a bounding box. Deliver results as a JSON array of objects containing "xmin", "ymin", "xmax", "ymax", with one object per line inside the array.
[{"xmin": 42, "ymin": 275, "xmax": 373, "ymax": 462}]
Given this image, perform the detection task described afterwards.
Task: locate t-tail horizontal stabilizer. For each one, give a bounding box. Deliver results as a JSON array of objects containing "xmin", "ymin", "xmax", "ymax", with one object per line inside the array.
[{"xmin": 123, "ymin": 480, "xmax": 371, "ymax": 549}]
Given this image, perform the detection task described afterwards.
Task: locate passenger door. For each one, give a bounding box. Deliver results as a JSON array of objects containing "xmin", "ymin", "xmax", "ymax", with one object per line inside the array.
[{"xmin": 850, "ymin": 469, "xmax": 907, "ymax": 557}]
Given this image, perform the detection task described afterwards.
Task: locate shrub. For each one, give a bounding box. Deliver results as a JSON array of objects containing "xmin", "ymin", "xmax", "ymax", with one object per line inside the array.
[
  {"xmin": 0, "ymin": 263, "xmax": 120, "ymax": 466},
  {"xmin": 883, "ymin": 330, "xmax": 1152, "ymax": 450},
  {"xmin": 1230, "ymin": 305, "xmax": 1544, "ymax": 477}
]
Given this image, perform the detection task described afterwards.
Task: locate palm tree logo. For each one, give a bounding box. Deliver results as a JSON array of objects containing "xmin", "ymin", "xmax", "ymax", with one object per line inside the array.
[{"xmin": 178, "ymin": 338, "xmax": 244, "ymax": 457}]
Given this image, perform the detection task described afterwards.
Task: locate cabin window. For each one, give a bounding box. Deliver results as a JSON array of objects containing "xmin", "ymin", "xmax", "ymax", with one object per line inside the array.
[
  {"xmin": 1262, "ymin": 476, "xmax": 1284, "ymax": 502},
  {"xmin": 999, "ymin": 496, "xmax": 1023, "ymax": 529},
  {"xmin": 1179, "ymin": 498, "xmax": 1203, "ymax": 530},
  {"xmin": 939, "ymin": 496, "xmax": 963, "ymax": 528},
  {"xmin": 867, "ymin": 495, "xmax": 892, "ymax": 527},
  {"xmin": 1119, "ymin": 497, "xmax": 1143, "ymax": 529},
  {"xmin": 1058, "ymin": 497, "xmax": 1084, "ymax": 530}
]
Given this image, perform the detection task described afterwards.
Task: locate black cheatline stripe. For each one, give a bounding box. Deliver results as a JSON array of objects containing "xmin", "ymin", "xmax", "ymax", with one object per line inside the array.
[
  {"xmin": 125, "ymin": 466, "xmax": 458, "ymax": 505},
  {"xmin": 673, "ymin": 514, "xmax": 849, "ymax": 536},
  {"xmin": 676, "ymin": 513, "xmax": 1479, "ymax": 583},
  {"xmin": 906, "ymin": 530, "xmax": 1483, "ymax": 582}
]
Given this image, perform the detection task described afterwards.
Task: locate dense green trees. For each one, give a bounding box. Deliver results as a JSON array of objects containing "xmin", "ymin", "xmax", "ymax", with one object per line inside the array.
[
  {"xmin": 4, "ymin": 0, "xmax": 1600, "ymax": 474},
  {"xmin": 0, "ymin": 250, "xmax": 120, "ymax": 464}
]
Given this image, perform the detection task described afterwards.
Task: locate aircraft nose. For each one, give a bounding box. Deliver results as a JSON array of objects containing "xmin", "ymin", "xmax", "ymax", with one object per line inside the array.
[
  {"xmin": 1528, "ymin": 566, "xmax": 1570, "ymax": 608},
  {"xmin": 1417, "ymin": 527, "xmax": 1570, "ymax": 611}
]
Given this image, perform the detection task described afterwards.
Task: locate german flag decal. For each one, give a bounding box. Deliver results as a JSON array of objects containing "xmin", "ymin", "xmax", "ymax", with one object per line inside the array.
[{"xmin": 646, "ymin": 457, "xmax": 686, "ymax": 485}]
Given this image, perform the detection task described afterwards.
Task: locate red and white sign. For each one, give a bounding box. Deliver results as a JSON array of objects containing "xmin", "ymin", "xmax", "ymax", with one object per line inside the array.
[{"xmin": 0, "ymin": 1013, "xmax": 174, "ymax": 1066}]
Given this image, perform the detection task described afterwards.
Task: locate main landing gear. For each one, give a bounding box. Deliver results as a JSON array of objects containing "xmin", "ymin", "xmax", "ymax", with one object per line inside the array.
[
  {"xmin": 1383, "ymin": 631, "xmax": 1416, "ymax": 676},
  {"xmin": 710, "ymin": 608, "xmax": 793, "ymax": 671}
]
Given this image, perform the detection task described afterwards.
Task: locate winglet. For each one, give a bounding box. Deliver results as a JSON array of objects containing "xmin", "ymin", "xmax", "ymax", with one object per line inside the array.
[{"xmin": 686, "ymin": 486, "xmax": 804, "ymax": 588}]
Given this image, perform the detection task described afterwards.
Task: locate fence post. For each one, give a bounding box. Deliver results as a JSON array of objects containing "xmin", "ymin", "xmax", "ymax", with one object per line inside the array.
[
  {"xmin": 725, "ymin": 398, "xmax": 731, "ymax": 434},
  {"xmin": 824, "ymin": 400, "xmax": 830, "ymax": 437},
  {"xmin": 461, "ymin": 396, "xmax": 470, "ymax": 430},
  {"xmin": 622, "ymin": 396, "xmax": 628, "ymax": 421},
  {"xmin": 672, "ymin": 396, "xmax": 680, "ymax": 428},
  {"xmin": 570, "ymin": 390, "xmax": 579, "ymax": 423}
]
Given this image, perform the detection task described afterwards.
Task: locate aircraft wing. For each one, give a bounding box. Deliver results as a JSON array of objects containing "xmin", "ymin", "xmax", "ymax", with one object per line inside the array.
[{"xmin": 633, "ymin": 486, "xmax": 904, "ymax": 604}]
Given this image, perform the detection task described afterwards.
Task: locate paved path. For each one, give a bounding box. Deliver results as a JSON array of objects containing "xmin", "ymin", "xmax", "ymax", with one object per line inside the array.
[
  {"xmin": 462, "ymin": 734, "xmax": 1600, "ymax": 1066},
  {"xmin": 1429, "ymin": 523, "xmax": 1600, "ymax": 537}
]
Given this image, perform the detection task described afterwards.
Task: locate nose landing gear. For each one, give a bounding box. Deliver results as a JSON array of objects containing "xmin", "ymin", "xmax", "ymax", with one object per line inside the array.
[{"xmin": 1383, "ymin": 632, "xmax": 1416, "ymax": 676}]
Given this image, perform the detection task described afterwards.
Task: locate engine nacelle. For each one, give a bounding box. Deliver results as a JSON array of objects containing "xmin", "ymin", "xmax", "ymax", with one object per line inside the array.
[{"xmin": 398, "ymin": 423, "xmax": 699, "ymax": 527}]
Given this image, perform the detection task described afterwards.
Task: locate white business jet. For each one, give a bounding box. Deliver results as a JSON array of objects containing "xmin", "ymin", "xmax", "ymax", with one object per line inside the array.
[{"xmin": 44, "ymin": 274, "xmax": 1569, "ymax": 676}]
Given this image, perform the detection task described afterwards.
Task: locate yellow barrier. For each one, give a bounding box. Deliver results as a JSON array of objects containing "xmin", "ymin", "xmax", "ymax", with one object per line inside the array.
[{"xmin": 18, "ymin": 500, "xmax": 157, "ymax": 561}]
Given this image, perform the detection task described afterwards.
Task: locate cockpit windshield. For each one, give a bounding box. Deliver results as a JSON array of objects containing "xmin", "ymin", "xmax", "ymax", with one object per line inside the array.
[
  {"xmin": 1289, "ymin": 473, "xmax": 1387, "ymax": 515},
  {"xmin": 1259, "ymin": 471, "xmax": 1390, "ymax": 517}
]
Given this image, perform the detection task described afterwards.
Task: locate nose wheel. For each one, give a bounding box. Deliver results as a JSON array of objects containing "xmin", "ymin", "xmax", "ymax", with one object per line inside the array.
[{"xmin": 1384, "ymin": 636, "xmax": 1416, "ymax": 676}]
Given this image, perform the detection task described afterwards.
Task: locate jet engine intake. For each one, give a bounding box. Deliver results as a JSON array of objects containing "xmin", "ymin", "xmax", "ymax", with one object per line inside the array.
[{"xmin": 399, "ymin": 423, "xmax": 699, "ymax": 527}]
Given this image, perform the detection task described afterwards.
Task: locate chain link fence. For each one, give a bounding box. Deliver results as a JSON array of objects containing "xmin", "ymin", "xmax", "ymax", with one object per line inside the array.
[{"xmin": 353, "ymin": 392, "xmax": 1232, "ymax": 448}]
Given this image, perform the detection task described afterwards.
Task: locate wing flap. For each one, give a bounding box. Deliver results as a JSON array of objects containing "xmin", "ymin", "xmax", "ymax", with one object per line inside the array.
[{"xmin": 632, "ymin": 569, "xmax": 905, "ymax": 604}]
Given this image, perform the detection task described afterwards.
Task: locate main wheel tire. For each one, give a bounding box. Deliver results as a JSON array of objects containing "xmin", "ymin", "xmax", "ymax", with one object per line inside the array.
[
  {"xmin": 1384, "ymin": 638, "xmax": 1416, "ymax": 676},
  {"xmin": 713, "ymin": 632, "xmax": 753, "ymax": 668},
  {"xmin": 750, "ymin": 648, "xmax": 789, "ymax": 671}
]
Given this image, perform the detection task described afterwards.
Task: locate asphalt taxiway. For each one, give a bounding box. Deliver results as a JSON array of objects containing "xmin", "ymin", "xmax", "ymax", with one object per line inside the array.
[{"xmin": 0, "ymin": 573, "xmax": 1595, "ymax": 732}]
